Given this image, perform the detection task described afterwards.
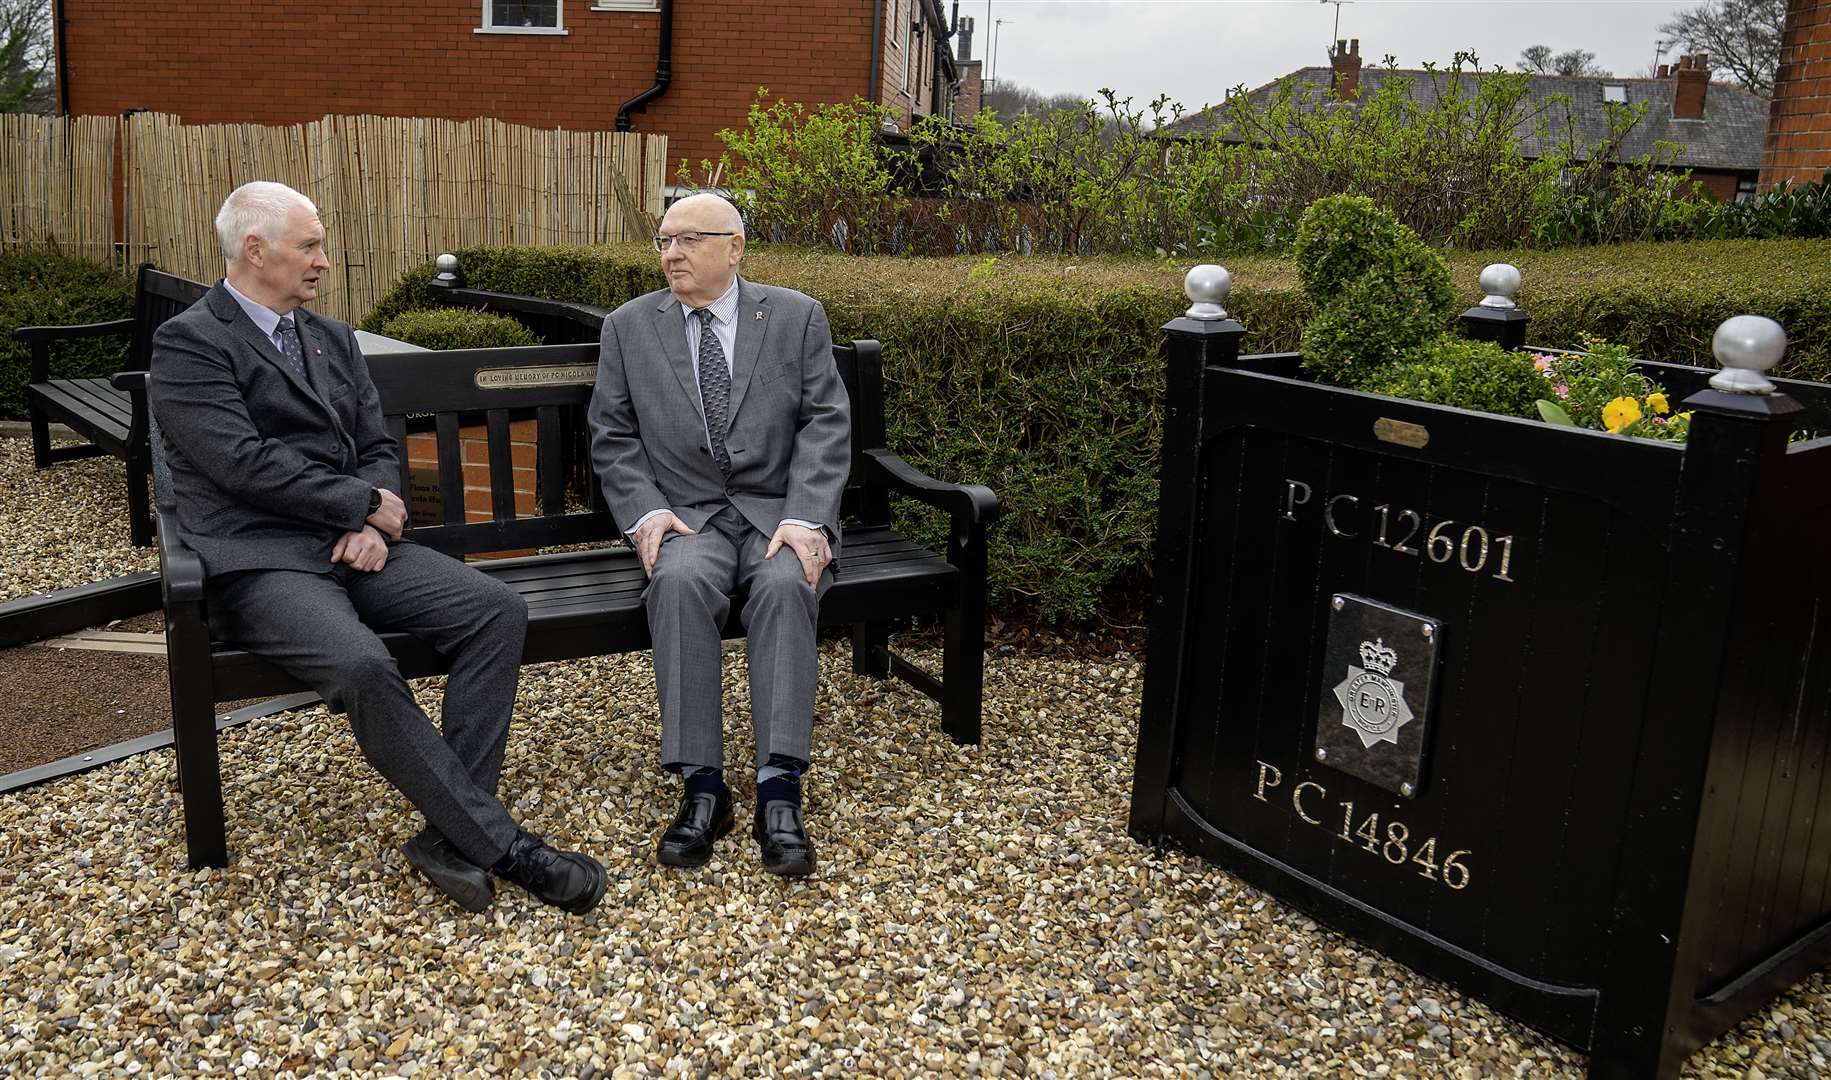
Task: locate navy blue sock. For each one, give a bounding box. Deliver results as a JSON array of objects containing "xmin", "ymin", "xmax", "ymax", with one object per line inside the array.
[
  {"xmin": 682, "ymin": 766, "xmax": 726, "ymax": 796},
  {"xmin": 757, "ymin": 769, "xmax": 802, "ymax": 806}
]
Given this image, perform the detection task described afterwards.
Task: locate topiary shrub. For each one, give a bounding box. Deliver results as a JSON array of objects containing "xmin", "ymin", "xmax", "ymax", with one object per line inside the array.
[
  {"xmin": 0, "ymin": 247, "xmax": 136, "ymax": 421},
  {"xmin": 379, "ymin": 309, "xmax": 542, "ymax": 350},
  {"xmin": 1294, "ymin": 195, "xmax": 1454, "ymax": 386},
  {"xmin": 1359, "ymin": 337, "xmax": 1545, "ymax": 418}
]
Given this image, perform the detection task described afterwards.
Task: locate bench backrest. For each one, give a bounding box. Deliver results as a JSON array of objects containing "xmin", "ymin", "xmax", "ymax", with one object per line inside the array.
[
  {"xmin": 368, "ymin": 338, "xmax": 890, "ymax": 558},
  {"xmin": 127, "ymin": 266, "xmax": 211, "ymax": 371}
]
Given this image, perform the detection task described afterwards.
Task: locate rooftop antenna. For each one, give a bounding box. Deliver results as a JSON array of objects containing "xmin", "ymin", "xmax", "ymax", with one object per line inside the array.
[
  {"xmin": 992, "ymin": 17, "xmax": 1014, "ymax": 83},
  {"xmin": 1320, "ymin": 0, "xmax": 1354, "ymax": 48}
]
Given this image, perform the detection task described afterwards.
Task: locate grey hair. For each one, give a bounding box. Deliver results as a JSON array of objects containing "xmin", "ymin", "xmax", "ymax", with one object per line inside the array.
[{"xmin": 216, "ymin": 181, "xmax": 317, "ymax": 264}]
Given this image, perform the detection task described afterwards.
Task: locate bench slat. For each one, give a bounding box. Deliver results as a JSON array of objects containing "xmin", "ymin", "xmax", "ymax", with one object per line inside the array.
[
  {"xmin": 537, "ymin": 405, "xmax": 563, "ymax": 515},
  {"xmin": 56, "ymin": 378, "xmax": 134, "ymax": 428},
  {"xmin": 385, "ymin": 415, "xmax": 409, "ymax": 499},
  {"xmin": 485, "ymin": 408, "xmax": 516, "ymax": 522},
  {"xmin": 435, "ymin": 414, "xmax": 464, "ymax": 525},
  {"xmin": 31, "ymin": 380, "xmax": 132, "ymax": 448}
]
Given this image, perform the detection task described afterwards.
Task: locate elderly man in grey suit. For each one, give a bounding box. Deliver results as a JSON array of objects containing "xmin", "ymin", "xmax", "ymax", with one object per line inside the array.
[
  {"xmin": 589, "ymin": 193, "xmax": 850, "ymax": 877},
  {"xmin": 150, "ymin": 181, "xmax": 605, "ymax": 914}
]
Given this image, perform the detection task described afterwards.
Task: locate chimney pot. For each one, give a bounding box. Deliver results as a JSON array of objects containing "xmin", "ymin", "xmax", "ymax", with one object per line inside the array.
[
  {"xmin": 1672, "ymin": 52, "xmax": 1708, "ymax": 118},
  {"xmin": 1331, "ymin": 37, "xmax": 1363, "ymax": 101},
  {"xmin": 1350, "ymin": 38, "xmax": 1359, "ymax": 56}
]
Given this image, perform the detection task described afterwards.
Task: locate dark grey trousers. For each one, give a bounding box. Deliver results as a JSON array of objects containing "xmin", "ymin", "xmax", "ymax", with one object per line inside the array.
[
  {"xmin": 646, "ymin": 503, "xmax": 831, "ymax": 771},
  {"xmin": 207, "ymin": 542, "xmax": 527, "ymax": 867}
]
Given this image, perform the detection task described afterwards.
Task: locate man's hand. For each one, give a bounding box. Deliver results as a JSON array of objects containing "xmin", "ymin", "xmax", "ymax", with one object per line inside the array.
[
  {"xmin": 331, "ymin": 525, "xmax": 390, "ymax": 572},
  {"xmin": 766, "ymin": 523, "xmax": 831, "ymax": 588},
  {"xmin": 631, "ymin": 511, "xmax": 697, "ymax": 577},
  {"xmin": 366, "ymin": 488, "xmax": 407, "ymax": 540}
]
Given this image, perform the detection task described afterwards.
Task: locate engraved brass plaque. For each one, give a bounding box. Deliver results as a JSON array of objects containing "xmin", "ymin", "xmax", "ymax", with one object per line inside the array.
[
  {"xmin": 1313, "ymin": 594, "xmax": 1442, "ymax": 798},
  {"xmin": 1373, "ymin": 417, "xmax": 1430, "ymax": 449},
  {"xmin": 474, "ymin": 363, "xmax": 596, "ymax": 390}
]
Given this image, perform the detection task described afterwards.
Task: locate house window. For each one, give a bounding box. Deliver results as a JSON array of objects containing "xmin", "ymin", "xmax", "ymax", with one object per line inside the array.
[
  {"xmin": 904, "ymin": 4, "xmax": 917, "ymax": 93},
  {"xmin": 478, "ymin": 0, "xmax": 566, "ymax": 34},
  {"xmin": 1601, "ymin": 84, "xmax": 1627, "ymax": 104},
  {"xmin": 1736, "ymin": 176, "xmax": 1757, "ymax": 203},
  {"xmin": 591, "ymin": 0, "xmax": 657, "ymax": 9}
]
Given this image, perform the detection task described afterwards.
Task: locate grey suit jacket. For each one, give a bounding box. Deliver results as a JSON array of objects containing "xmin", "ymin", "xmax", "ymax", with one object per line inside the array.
[
  {"xmin": 588, "ymin": 278, "xmax": 851, "ymax": 554},
  {"xmin": 149, "ymin": 283, "xmax": 398, "ymax": 577}
]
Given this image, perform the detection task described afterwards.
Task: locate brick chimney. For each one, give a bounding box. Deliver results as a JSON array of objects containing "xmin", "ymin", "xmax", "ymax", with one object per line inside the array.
[
  {"xmin": 1330, "ymin": 38, "xmax": 1362, "ymax": 101},
  {"xmin": 956, "ymin": 14, "xmax": 974, "ymax": 62},
  {"xmin": 1672, "ymin": 53, "xmax": 1709, "ymax": 119}
]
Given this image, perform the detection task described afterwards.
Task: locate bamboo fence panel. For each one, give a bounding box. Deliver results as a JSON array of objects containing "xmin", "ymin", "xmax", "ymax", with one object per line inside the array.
[
  {"xmin": 9, "ymin": 113, "xmax": 666, "ymax": 324},
  {"xmin": 0, "ymin": 114, "xmax": 115, "ymax": 263}
]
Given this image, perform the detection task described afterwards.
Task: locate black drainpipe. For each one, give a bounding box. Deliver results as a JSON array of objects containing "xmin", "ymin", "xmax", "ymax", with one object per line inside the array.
[
  {"xmin": 867, "ymin": 0, "xmax": 883, "ymax": 108},
  {"xmin": 615, "ymin": 0, "xmax": 673, "ymax": 132},
  {"xmin": 52, "ymin": 0, "xmax": 72, "ymax": 115}
]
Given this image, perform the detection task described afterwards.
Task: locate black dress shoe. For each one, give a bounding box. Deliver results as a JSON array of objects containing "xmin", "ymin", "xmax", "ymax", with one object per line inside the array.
[
  {"xmin": 403, "ymin": 828, "xmax": 494, "ymax": 913},
  {"xmin": 657, "ymin": 787, "xmax": 734, "ymax": 868},
  {"xmin": 754, "ymin": 800, "xmax": 816, "ymax": 877},
  {"xmin": 491, "ymin": 829, "xmax": 607, "ymax": 915}
]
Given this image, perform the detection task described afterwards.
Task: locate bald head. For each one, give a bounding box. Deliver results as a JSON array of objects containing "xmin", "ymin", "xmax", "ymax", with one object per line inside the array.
[{"xmin": 657, "ymin": 193, "xmax": 746, "ymax": 307}]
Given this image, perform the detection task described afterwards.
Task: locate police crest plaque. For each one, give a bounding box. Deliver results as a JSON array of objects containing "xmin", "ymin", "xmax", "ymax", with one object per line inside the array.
[{"xmin": 1312, "ymin": 594, "xmax": 1442, "ymax": 798}]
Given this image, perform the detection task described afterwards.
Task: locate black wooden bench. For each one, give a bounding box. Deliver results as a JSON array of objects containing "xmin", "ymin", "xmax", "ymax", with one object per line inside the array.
[
  {"xmin": 15, "ymin": 266, "xmax": 210, "ymax": 547},
  {"xmin": 120, "ymin": 338, "xmax": 999, "ymax": 869}
]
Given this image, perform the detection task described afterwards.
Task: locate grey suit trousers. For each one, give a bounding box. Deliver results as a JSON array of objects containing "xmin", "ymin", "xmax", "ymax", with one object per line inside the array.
[
  {"xmin": 648, "ymin": 504, "xmax": 831, "ymax": 771},
  {"xmin": 207, "ymin": 543, "xmax": 526, "ymax": 867}
]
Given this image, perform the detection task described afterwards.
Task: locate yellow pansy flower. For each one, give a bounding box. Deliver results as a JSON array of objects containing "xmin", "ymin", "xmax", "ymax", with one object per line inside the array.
[
  {"xmin": 1646, "ymin": 392, "xmax": 1669, "ymax": 415},
  {"xmin": 1603, "ymin": 396, "xmax": 1642, "ymax": 433}
]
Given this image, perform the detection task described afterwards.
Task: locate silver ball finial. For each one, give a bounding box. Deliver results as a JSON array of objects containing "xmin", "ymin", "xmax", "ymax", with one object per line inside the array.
[
  {"xmin": 1183, "ymin": 264, "xmax": 1232, "ymax": 321},
  {"xmin": 1477, "ymin": 263, "xmax": 1521, "ymax": 310},
  {"xmin": 1709, "ymin": 315, "xmax": 1787, "ymax": 394},
  {"xmin": 434, "ymin": 253, "xmax": 458, "ymax": 285}
]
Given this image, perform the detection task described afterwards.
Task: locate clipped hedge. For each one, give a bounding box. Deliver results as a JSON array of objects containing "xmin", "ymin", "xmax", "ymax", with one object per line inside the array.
[
  {"xmin": 365, "ymin": 239, "xmax": 1831, "ymax": 621},
  {"xmin": 0, "ymin": 248, "xmax": 136, "ymax": 421},
  {"xmin": 380, "ymin": 308, "xmax": 542, "ymax": 350}
]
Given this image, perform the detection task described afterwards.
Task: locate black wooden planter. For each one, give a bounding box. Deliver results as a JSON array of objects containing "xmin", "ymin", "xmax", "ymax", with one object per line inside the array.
[{"xmin": 1129, "ymin": 266, "xmax": 1831, "ymax": 1079}]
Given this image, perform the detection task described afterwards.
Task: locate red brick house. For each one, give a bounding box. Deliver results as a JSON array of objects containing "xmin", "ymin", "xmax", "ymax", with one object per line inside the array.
[
  {"xmin": 49, "ymin": 0, "xmax": 970, "ymax": 184},
  {"xmin": 1762, "ymin": 0, "xmax": 1831, "ymax": 188}
]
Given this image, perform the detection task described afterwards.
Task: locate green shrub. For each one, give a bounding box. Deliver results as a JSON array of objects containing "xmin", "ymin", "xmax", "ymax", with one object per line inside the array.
[
  {"xmin": 364, "ymin": 238, "xmax": 1831, "ymax": 621},
  {"xmin": 1361, "ymin": 337, "xmax": 1545, "ymax": 417},
  {"xmin": 380, "ymin": 309, "xmax": 541, "ymax": 350},
  {"xmin": 0, "ymin": 248, "xmax": 136, "ymax": 421},
  {"xmin": 1295, "ymin": 197, "xmax": 1454, "ymax": 385}
]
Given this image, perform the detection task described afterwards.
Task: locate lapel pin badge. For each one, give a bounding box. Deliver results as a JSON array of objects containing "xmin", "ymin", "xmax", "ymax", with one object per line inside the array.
[{"xmin": 755, "ymin": 311, "xmax": 765, "ymax": 320}]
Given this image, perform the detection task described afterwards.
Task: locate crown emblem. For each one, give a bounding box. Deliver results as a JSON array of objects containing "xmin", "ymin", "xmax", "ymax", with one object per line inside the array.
[{"xmin": 1358, "ymin": 638, "xmax": 1398, "ymax": 675}]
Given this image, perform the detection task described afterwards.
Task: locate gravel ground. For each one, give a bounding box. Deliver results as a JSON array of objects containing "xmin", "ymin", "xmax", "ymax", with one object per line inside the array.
[
  {"xmin": 0, "ymin": 438, "xmax": 156, "ymax": 604},
  {"xmin": 1, "ymin": 434, "xmax": 1825, "ymax": 1077}
]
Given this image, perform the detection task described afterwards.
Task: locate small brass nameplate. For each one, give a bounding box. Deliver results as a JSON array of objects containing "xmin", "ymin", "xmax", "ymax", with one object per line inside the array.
[
  {"xmin": 474, "ymin": 364, "xmax": 596, "ymax": 390},
  {"xmin": 1373, "ymin": 417, "xmax": 1430, "ymax": 449}
]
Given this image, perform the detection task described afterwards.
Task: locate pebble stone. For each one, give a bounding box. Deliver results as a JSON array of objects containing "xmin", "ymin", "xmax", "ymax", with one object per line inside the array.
[{"xmin": 3, "ymin": 434, "xmax": 1829, "ymax": 1077}]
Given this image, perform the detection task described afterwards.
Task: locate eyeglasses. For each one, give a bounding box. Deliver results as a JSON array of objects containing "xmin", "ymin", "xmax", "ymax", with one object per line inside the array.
[{"xmin": 652, "ymin": 231, "xmax": 736, "ymax": 253}]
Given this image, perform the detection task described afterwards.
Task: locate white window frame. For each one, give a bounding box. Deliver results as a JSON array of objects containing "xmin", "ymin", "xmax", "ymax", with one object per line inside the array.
[
  {"xmin": 1601, "ymin": 84, "xmax": 1627, "ymax": 104},
  {"xmin": 591, "ymin": 0, "xmax": 657, "ymax": 9},
  {"xmin": 477, "ymin": 0, "xmax": 568, "ymax": 35}
]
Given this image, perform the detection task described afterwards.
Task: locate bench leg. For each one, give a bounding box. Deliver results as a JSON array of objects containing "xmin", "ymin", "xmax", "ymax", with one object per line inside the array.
[
  {"xmin": 125, "ymin": 455, "xmax": 154, "ymax": 548},
  {"xmin": 851, "ymin": 622, "xmax": 891, "ymax": 679},
  {"xmin": 28, "ymin": 401, "xmax": 52, "ymax": 469},
  {"xmin": 940, "ymin": 528, "xmax": 990, "ymax": 745},
  {"xmin": 166, "ymin": 603, "xmax": 228, "ymax": 868}
]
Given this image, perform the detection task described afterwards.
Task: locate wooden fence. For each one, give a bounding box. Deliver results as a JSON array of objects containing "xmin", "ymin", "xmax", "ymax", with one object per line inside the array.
[
  {"xmin": 0, "ymin": 114, "xmax": 117, "ymax": 265},
  {"xmin": 3, "ymin": 113, "xmax": 668, "ymax": 324}
]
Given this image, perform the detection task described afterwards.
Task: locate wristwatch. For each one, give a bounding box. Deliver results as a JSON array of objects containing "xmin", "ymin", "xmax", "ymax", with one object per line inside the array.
[{"xmin": 368, "ymin": 487, "xmax": 383, "ymax": 514}]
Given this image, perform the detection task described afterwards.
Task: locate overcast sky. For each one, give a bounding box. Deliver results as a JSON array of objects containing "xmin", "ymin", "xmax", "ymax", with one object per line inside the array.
[{"xmin": 965, "ymin": 0, "xmax": 1695, "ymax": 112}]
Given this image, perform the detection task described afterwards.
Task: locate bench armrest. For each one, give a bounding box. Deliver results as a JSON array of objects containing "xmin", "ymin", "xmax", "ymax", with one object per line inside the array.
[
  {"xmin": 156, "ymin": 506, "xmax": 207, "ymax": 604},
  {"xmin": 862, "ymin": 448, "xmax": 1001, "ymax": 525},
  {"xmin": 13, "ymin": 317, "xmax": 134, "ymax": 345}
]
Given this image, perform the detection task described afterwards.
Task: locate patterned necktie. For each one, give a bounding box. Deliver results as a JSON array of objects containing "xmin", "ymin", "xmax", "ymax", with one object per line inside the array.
[
  {"xmin": 276, "ymin": 315, "xmax": 309, "ymax": 386},
  {"xmin": 695, "ymin": 309, "xmax": 732, "ymax": 477}
]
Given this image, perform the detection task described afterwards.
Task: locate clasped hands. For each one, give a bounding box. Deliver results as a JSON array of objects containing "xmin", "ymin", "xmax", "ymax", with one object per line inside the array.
[
  {"xmin": 331, "ymin": 487, "xmax": 408, "ymax": 573},
  {"xmin": 631, "ymin": 512, "xmax": 831, "ymax": 587}
]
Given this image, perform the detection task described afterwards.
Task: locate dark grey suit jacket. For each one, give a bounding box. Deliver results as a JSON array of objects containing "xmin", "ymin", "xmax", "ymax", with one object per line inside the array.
[
  {"xmin": 149, "ymin": 283, "xmax": 397, "ymax": 576},
  {"xmin": 588, "ymin": 278, "xmax": 851, "ymax": 553}
]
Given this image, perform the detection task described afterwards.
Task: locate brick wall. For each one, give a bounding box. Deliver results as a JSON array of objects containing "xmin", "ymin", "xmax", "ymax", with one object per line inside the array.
[
  {"xmin": 1762, "ymin": 0, "xmax": 1831, "ymax": 188},
  {"xmin": 60, "ymin": 0, "xmax": 879, "ymax": 180}
]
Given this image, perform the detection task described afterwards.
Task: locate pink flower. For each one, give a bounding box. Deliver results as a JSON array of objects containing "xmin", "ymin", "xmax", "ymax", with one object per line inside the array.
[
  {"xmin": 1533, "ymin": 355, "xmax": 1553, "ymax": 373},
  {"xmin": 1554, "ymin": 383, "xmax": 1570, "ymax": 399}
]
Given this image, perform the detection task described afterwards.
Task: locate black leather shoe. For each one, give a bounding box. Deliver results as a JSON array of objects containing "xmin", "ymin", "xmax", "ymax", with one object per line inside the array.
[
  {"xmin": 492, "ymin": 829, "xmax": 607, "ymax": 915},
  {"xmin": 403, "ymin": 828, "xmax": 494, "ymax": 913},
  {"xmin": 754, "ymin": 800, "xmax": 816, "ymax": 877},
  {"xmin": 657, "ymin": 787, "xmax": 734, "ymax": 868}
]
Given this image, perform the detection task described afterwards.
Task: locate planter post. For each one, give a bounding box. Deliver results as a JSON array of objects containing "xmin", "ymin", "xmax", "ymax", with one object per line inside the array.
[
  {"xmin": 430, "ymin": 252, "xmax": 461, "ymax": 293},
  {"xmin": 1459, "ymin": 262, "xmax": 1531, "ymax": 350},
  {"xmin": 1130, "ymin": 266, "xmax": 1247, "ymax": 840}
]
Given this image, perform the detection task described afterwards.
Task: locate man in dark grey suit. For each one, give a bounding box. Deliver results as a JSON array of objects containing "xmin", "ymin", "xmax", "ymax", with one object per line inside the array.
[
  {"xmin": 589, "ymin": 193, "xmax": 850, "ymax": 877},
  {"xmin": 150, "ymin": 181, "xmax": 605, "ymax": 914}
]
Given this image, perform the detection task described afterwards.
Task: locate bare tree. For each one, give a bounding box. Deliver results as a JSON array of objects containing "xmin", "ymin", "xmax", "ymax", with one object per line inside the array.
[
  {"xmin": 980, "ymin": 79, "xmax": 1089, "ymax": 121},
  {"xmin": 1658, "ymin": 0, "xmax": 1786, "ymax": 96},
  {"xmin": 1517, "ymin": 45, "xmax": 1610, "ymax": 77},
  {"xmin": 0, "ymin": 0, "xmax": 53, "ymax": 114}
]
